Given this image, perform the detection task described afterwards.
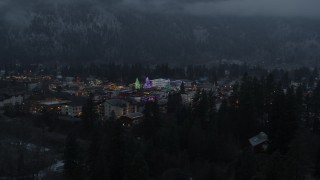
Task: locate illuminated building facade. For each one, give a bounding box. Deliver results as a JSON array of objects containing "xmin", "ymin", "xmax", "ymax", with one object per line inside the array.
[{"xmin": 150, "ymin": 78, "xmax": 170, "ymax": 89}]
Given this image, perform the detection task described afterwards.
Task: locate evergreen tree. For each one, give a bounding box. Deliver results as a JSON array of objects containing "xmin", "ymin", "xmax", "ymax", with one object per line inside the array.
[
  {"xmin": 284, "ymin": 87, "xmax": 299, "ymax": 140},
  {"xmin": 282, "ymin": 72, "xmax": 290, "ymax": 88},
  {"xmin": 265, "ymin": 152, "xmax": 285, "ymax": 180},
  {"xmin": 142, "ymin": 101, "xmax": 160, "ymax": 139},
  {"xmin": 64, "ymin": 133, "xmax": 82, "ymax": 180},
  {"xmin": 235, "ymin": 150, "xmax": 255, "ymax": 180},
  {"xmin": 167, "ymin": 93, "xmax": 174, "ymax": 113},
  {"xmin": 107, "ymin": 121, "xmax": 125, "ymax": 180},
  {"xmin": 268, "ymin": 85, "xmax": 287, "ymax": 152},
  {"xmin": 193, "ymin": 90, "xmax": 209, "ymax": 123},
  {"xmin": 180, "ymin": 82, "xmax": 185, "ymax": 94},
  {"xmin": 186, "ymin": 65, "xmax": 194, "ymax": 80},
  {"xmin": 167, "ymin": 92, "xmax": 182, "ymax": 113},
  {"xmin": 81, "ymin": 95, "xmax": 99, "ymax": 129},
  {"xmin": 305, "ymin": 93, "xmax": 312, "ymax": 128},
  {"xmin": 126, "ymin": 153, "xmax": 149, "ymax": 180},
  {"xmin": 237, "ymin": 74, "xmax": 257, "ymax": 144},
  {"xmin": 17, "ymin": 152, "xmax": 25, "ymax": 177},
  {"xmin": 312, "ymin": 81, "xmax": 320, "ymax": 132},
  {"xmin": 86, "ymin": 130, "xmax": 102, "ymax": 178},
  {"xmin": 188, "ymin": 120, "xmax": 206, "ymax": 161},
  {"xmin": 315, "ymin": 147, "xmax": 320, "ymax": 178},
  {"xmin": 282, "ymin": 135, "xmax": 307, "ymax": 180},
  {"xmin": 264, "ymin": 73, "xmax": 275, "ymax": 113},
  {"xmin": 207, "ymin": 89, "xmax": 216, "ymax": 121},
  {"xmin": 89, "ymin": 120, "xmax": 125, "ymax": 180}
]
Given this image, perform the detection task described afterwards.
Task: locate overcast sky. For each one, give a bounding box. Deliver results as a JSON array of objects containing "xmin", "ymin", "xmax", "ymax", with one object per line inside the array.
[
  {"xmin": 184, "ymin": 0, "xmax": 320, "ymax": 18},
  {"xmin": 1, "ymin": 0, "xmax": 320, "ymax": 23},
  {"xmin": 119, "ymin": 0, "xmax": 320, "ymax": 18}
]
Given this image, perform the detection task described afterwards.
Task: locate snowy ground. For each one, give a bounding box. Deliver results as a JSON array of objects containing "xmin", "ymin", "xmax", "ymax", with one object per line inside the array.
[{"xmin": 38, "ymin": 160, "xmax": 64, "ymax": 179}]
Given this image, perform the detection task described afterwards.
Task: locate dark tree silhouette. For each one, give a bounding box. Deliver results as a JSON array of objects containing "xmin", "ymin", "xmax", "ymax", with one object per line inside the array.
[
  {"xmin": 81, "ymin": 95, "xmax": 99, "ymax": 130},
  {"xmin": 64, "ymin": 133, "xmax": 82, "ymax": 180}
]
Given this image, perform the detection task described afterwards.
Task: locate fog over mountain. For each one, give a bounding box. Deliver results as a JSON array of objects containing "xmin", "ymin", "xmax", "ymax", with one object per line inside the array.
[
  {"xmin": 1, "ymin": 0, "xmax": 320, "ymax": 67},
  {"xmin": 118, "ymin": 0, "xmax": 320, "ymax": 19},
  {"xmin": 3, "ymin": 0, "xmax": 320, "ymax": 20},
  {"xmin": 184, "ymin": 0, "xmax": 320, "ymax": 18}
]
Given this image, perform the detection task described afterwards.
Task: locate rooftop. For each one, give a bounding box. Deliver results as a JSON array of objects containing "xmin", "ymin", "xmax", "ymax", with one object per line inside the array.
[
  {"xmin": 68, "ymin": 96, "xmax": 87, "ymax": 106},
  {"xmin": 105, "ymin": 99, "xmax": 128, "ymax": 107},
  {"xmin": 122, "ymin": 112, "xmax": 144, "ymax": 120},
  {"xmin": 39, "ymin": 100, "xmax": 71, "ymax": 106},
  {"xmin": 248, "ymin": 132, "xmax": 269, "ymax": 147}
]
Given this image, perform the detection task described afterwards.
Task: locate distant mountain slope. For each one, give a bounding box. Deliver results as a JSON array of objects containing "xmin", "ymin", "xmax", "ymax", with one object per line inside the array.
[{"xmin": 1, "ymin": 1, "xmax": 320, "ymax": 67}]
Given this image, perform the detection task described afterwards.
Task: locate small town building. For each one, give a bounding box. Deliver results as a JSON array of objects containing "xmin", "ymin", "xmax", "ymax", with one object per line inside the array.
[
  {"xmin": 104, "ymin": 99, "xmax": 138, "ymax": 119},
  {"xmin": 61, "ymin": 97, "xmax": 86, "ymax": 117},
  {"xmin": 119, "ymin": 112, "xmax": 144, "ymax": 127},
  {"xmin": 181, "ymin": 92, "xmax": 196, "ymax": 105},
  {"xmin": 104, "ymin": 97, "xmax": 144, "ymax": 119},
  {"xmin": 151, "ymin": 78, "xmax": 170, "ymax": 89},
  {"xmin": 248, "ymin": 132, "xmax": 269, "ymax": 152},
  {"xmin": 36, "ymin": 99, "xmax": 70, "ymax": 113},
  {"xmin": 0, "ymin": 94, "xmax": 24, "ymax": 108}
]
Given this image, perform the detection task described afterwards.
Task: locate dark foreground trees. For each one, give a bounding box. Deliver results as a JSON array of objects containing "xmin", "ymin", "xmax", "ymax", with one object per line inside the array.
[
  {"xmin": 61, "ymin": 72, "xmax": 320, "ymax": 180},
  {"xmin": 64, "ymin": 133, "xmax": 82, "ymax": 180}
]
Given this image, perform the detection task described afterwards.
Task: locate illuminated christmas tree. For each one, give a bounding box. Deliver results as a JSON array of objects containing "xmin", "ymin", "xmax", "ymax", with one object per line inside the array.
[
  {"xmin": 144, "ymin": 77, "xmax": 151, "ymax": 89},
  {"xmin": 165, "ymin": 82, "xmax": 171, "ymax": 89},
  {"xmin": 135, "ymin": 78, "xmax": 141, "ymax": 89}
]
